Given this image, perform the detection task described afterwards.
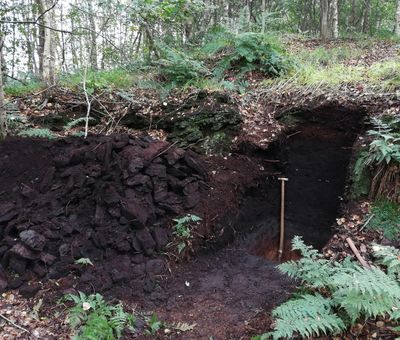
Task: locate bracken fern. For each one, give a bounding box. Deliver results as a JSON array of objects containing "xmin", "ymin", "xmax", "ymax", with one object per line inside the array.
[{"xmin": 265, "ymin": 237, "xmax": 400, "ymax": 339}]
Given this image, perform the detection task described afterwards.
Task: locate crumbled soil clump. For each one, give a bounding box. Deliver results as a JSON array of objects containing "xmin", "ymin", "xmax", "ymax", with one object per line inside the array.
[{"xmin": 0, "ymin": 135, "xmax": 207, "ymax": 295}]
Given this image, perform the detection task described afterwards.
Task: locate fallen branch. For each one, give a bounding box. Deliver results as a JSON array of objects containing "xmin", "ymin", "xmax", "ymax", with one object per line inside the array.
[
  {"xmin": 0, "ymin": 313, "xmax": 31, "ymax": 334},
  {"xmin": 360, "ymin": 213, "xmax": 375, "ymax": 231},
  {"xmin": 346, "ymin": 237, "xmax": 371, "ymax": 269}
]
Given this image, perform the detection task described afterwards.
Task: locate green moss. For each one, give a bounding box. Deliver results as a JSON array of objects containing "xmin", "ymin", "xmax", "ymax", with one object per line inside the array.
[
  {"xmin": 368, "ymin": 199, "xmax": 400, "ymax": 240},
  {"xmin": 167, "ymin": 107, "xmax": 241, "ymax": 154}
]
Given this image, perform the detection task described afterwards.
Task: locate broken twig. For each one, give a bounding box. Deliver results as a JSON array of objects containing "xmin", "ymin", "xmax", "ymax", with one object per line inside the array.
[{"xmin": 0, "ymin": 313, "xmax": 31, "ymax": 334}]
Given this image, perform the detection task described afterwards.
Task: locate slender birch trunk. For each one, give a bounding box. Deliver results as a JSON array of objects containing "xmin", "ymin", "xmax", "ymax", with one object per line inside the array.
[
  {"xmin": 331, "ymin": 0, "xmax": 339, "ymax": 39},
  {"xmin": 396, "ymin": 0, "xmax": 400, "ymax": 36},
  {"xmin": 0, "ymin": 33, "xmax": 6, "ymax": 140}
]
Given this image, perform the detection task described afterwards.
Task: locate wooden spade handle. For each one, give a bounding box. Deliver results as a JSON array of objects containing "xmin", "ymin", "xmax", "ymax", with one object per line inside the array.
[{"xmin": 278, "ymin": 178, "xmax": 288, "ymax": 261}]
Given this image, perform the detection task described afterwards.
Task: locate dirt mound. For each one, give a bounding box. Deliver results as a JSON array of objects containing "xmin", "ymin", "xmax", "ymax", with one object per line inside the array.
[{"xmin": 0, "ymin": 135, "xmax": 207, "ymax": 296}]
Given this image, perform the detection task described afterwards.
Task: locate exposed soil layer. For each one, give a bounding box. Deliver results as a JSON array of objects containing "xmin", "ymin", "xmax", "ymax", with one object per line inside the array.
[{"xmin": 241, "ymin": 106, "xmax": 365, "ymax": 259}]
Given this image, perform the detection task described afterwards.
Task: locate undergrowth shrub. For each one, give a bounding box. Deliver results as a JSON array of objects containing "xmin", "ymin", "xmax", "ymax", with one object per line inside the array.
[
  {"xmin": 203, "ymin": 31, "xmax": 291, "ymax": 79},
  {"xmin": 156, "ymin": 46, "xmax": 208, "ymax": 85},
  {"xmin": 61, "ymin": 292, "xmax": 136, "ymax": 340},
  {"xmin": 258, "ymin": 236, "xmax": 400, "ymax": 339}
]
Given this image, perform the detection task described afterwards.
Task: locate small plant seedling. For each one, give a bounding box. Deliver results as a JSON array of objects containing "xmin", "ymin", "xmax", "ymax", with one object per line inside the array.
[
  {"xmin": 172, "ymin": 214, "xmax": 202, "ymax": 254},
  {"xmin": 75, "ymin": 257, "xmax": 94, "ymax": 266},
  {"xmin": 145, "ymin": 313, "xmax": 163, "ymax": 335}
]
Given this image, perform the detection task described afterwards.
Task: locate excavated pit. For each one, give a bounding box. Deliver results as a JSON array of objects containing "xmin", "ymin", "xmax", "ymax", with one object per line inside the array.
[{"xmin": 237, "ymin": 106, "xmax": 365, "ymax": 260}]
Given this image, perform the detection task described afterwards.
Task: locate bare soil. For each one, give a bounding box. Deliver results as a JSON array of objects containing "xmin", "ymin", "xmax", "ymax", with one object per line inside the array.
[{"xmin": 0, "ymin": 106, "xmax": 368, "ymax": 339}]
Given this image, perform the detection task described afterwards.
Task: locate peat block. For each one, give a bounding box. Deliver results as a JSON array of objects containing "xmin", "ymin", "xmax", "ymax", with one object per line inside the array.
[{"xmin": 0, "ymin": 135, "xmax": 207, "ymax": 295}]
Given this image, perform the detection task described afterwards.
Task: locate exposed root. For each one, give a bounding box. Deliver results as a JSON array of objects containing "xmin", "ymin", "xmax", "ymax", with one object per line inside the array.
[{"xmin": 370, "ymin": 163, "xmax": 400, "ymax": 203}]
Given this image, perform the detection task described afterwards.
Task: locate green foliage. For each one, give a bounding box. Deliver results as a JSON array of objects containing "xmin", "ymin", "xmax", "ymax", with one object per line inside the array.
[
  {"xmin": 351, "ymin": 150, "xmax": 372, "ymax": 198},
  {"xmin": 61, "ymin": 69, "xmax": 136, "ymax": 91},
  {"xmin": 18, "ymin": 128, "xmax": 56, "ymax": 139},
  {"xmin": 351, "ymin": 116, "xmax": 400, "ymax": 198},
  {"xmin": 264, "ymin": 237, "xmax": 400, "ymax": 339},
  {"xmin": 368, "ymin": 199, "xmax": 400, "ymax": 240},
  {"xmin": 369, "ymin": 121, "xmax": 400, "ymax": 161},
  {"xmin": 62, "ymin": 292, "xmax": 136, "ymax": 340},
  {"xmin": 4, "ymin": 81, "xmax": 42, "ymax": 97},
  {"xmin": 74, "ymin": 258, "xmax": 94, "ymax": 266},
  {"xmin": 373, "ymin": 244, "xmax": 400, "ymax": 277},
  {"xmin": 65, "ymin": 117, "xmax": 96, "ymax": 130},
  {"xmin": 269, "ymin": 294, "xmax": 345, "ymax": 339},
  {"xmin": 172, "ymin": 214, "xmax": 202, "ymax": 253},
  {"xmin": 144, "ymin": 313, "xmax": 163, "ymax": 335},
  {"xmin": 331, "ymin": 266, "xmax": 400, "ymax": 322},
  {"xmin": 156, "ymin": 46, "xmax": 208, "ymax": 85},
  {"xmin": 296, "ymin": 46, "xmax": 364, "ymax": 66},
  {"xmin": 204, "ymin": 32, "xmax": 291, "ymax": 79}
]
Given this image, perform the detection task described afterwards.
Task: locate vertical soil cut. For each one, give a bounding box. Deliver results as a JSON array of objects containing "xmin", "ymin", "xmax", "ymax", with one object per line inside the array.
[{"xmin": 239, "ymin": 106, "xmax": 365, "ymax": 260}]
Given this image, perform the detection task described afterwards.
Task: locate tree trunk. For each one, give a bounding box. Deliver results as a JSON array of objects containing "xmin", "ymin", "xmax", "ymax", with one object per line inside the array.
[
  {"xmin": 350, "ymin": 0, "xmax": 356, "ymax": 28},
  {"xmin": 320, "ymin": 0, "xmax": 330, "ymax": 41},
  {"xmin": 0, "ymin": 33, "xmax": 6, "ymax": 140},
  {"xmin": 35, "ymin": 0, "xmax": 45, "ymax": 77},
  {"xmin": 87, "ymin": 1, "xmax": 98, "ymax": 70},
  {"xmin": 40, "ymin": 0, "xmax": 56, "ymax": 86},
  {"xmin": 396, "ymin": 0, "xmax": 400, "ymax": 36},
  {"xmin": 261, "ymin": 0, "xmax": 266, "ymax": 33},
  {"xmin": 331, "ymin": 0, "xmax": 339, "ymax": 39},
  {"xmin": 362, "ymin": 0, "xmax": 371, "ymax": 34}
]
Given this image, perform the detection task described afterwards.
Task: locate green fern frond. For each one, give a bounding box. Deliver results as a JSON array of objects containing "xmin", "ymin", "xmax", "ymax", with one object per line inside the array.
[
  {"xmin": 63, "ymin": 292, "xmax": 137, "ymax": 339},
  {"xmin": 65, "ymin": 117, "xmax": 96, "ymax": 130},
  {"xmin": 270, "ymin": 294, "xmax": 345, "ymax": 339},
  {"xmin": 18, "ymin": 128, "xmax": 56, "ymax": 139},
  {"xmin": 332, "ymin": 266, "xmax": 400, "ymax": 321},
  {"xmin": 278, "ymin": 237, "xmax": 338, "ymax": 288},
  {"xmin": 373, "ymin": 244, "xmax": 400, "ymax": 277}
]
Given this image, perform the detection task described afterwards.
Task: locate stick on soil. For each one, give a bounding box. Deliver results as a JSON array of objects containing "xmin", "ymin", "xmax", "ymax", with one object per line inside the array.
[{"xmin": 346, "ymin": 237, "xmax": 371, "ymax": 269}]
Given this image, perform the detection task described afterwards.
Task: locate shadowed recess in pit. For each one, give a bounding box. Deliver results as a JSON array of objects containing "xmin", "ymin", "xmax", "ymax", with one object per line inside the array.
[{"xmin": 238, "ymin": 106, "xmax": 365, "ymax": 261}]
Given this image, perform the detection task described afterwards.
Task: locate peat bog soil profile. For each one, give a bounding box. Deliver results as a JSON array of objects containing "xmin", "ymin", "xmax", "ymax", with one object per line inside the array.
[
  {"xmin": 243, "ymin": 105, "xmax": 365, "ymax": 260},
  {"xmin": 0, "ymin": 105, "xmax": 365, "ymax": 338},
  {"xmin": 133, "ymin": 106, "xmax": 366, "ymax": 338}
]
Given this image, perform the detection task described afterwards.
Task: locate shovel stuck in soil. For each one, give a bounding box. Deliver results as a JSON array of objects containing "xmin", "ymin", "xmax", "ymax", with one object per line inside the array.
[{"xmin": 278, "ymin": 177, "xmax": 288, "ymax": 261}]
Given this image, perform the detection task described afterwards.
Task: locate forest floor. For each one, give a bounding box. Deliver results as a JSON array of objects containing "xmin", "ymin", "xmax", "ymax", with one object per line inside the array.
[{"xmin": 1, "ymin": 38, "xmax": 400, "ymax": 339}]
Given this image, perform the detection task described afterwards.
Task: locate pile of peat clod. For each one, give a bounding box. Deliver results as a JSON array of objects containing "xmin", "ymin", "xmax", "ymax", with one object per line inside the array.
[{"xmin": 0, "ymin": 135, "xmax": 207, "ymax": 296}]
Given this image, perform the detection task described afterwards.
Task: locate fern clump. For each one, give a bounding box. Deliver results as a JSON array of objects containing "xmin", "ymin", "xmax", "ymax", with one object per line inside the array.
[
  {"xmin": 65, "ymin": 117, "xmax": 96, "ymax": 130},
  {"xmin": 156, "ymin": 46, "xmax": 208, "ymax": 85},
  {"xmin": 61, "ymin": 291, "xmax": 136, "ymax": 339},
  {"xmin": 204, "ymin": 31, "xmax": 292, "ymax": 79},
  {"xmin": 351, "ymin": 116, "xmax": 400, "ymax": 201},
  {"xmin": 18, "ymin": 128, "xmax": 56, "ymax": 139},
  {"xmin": 263, "ymin": 236, "xmax": 400, "ymax": 339},
  {"xmin": 271, "ymin": 294, "xmax": 345, "ymax": 338}
]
